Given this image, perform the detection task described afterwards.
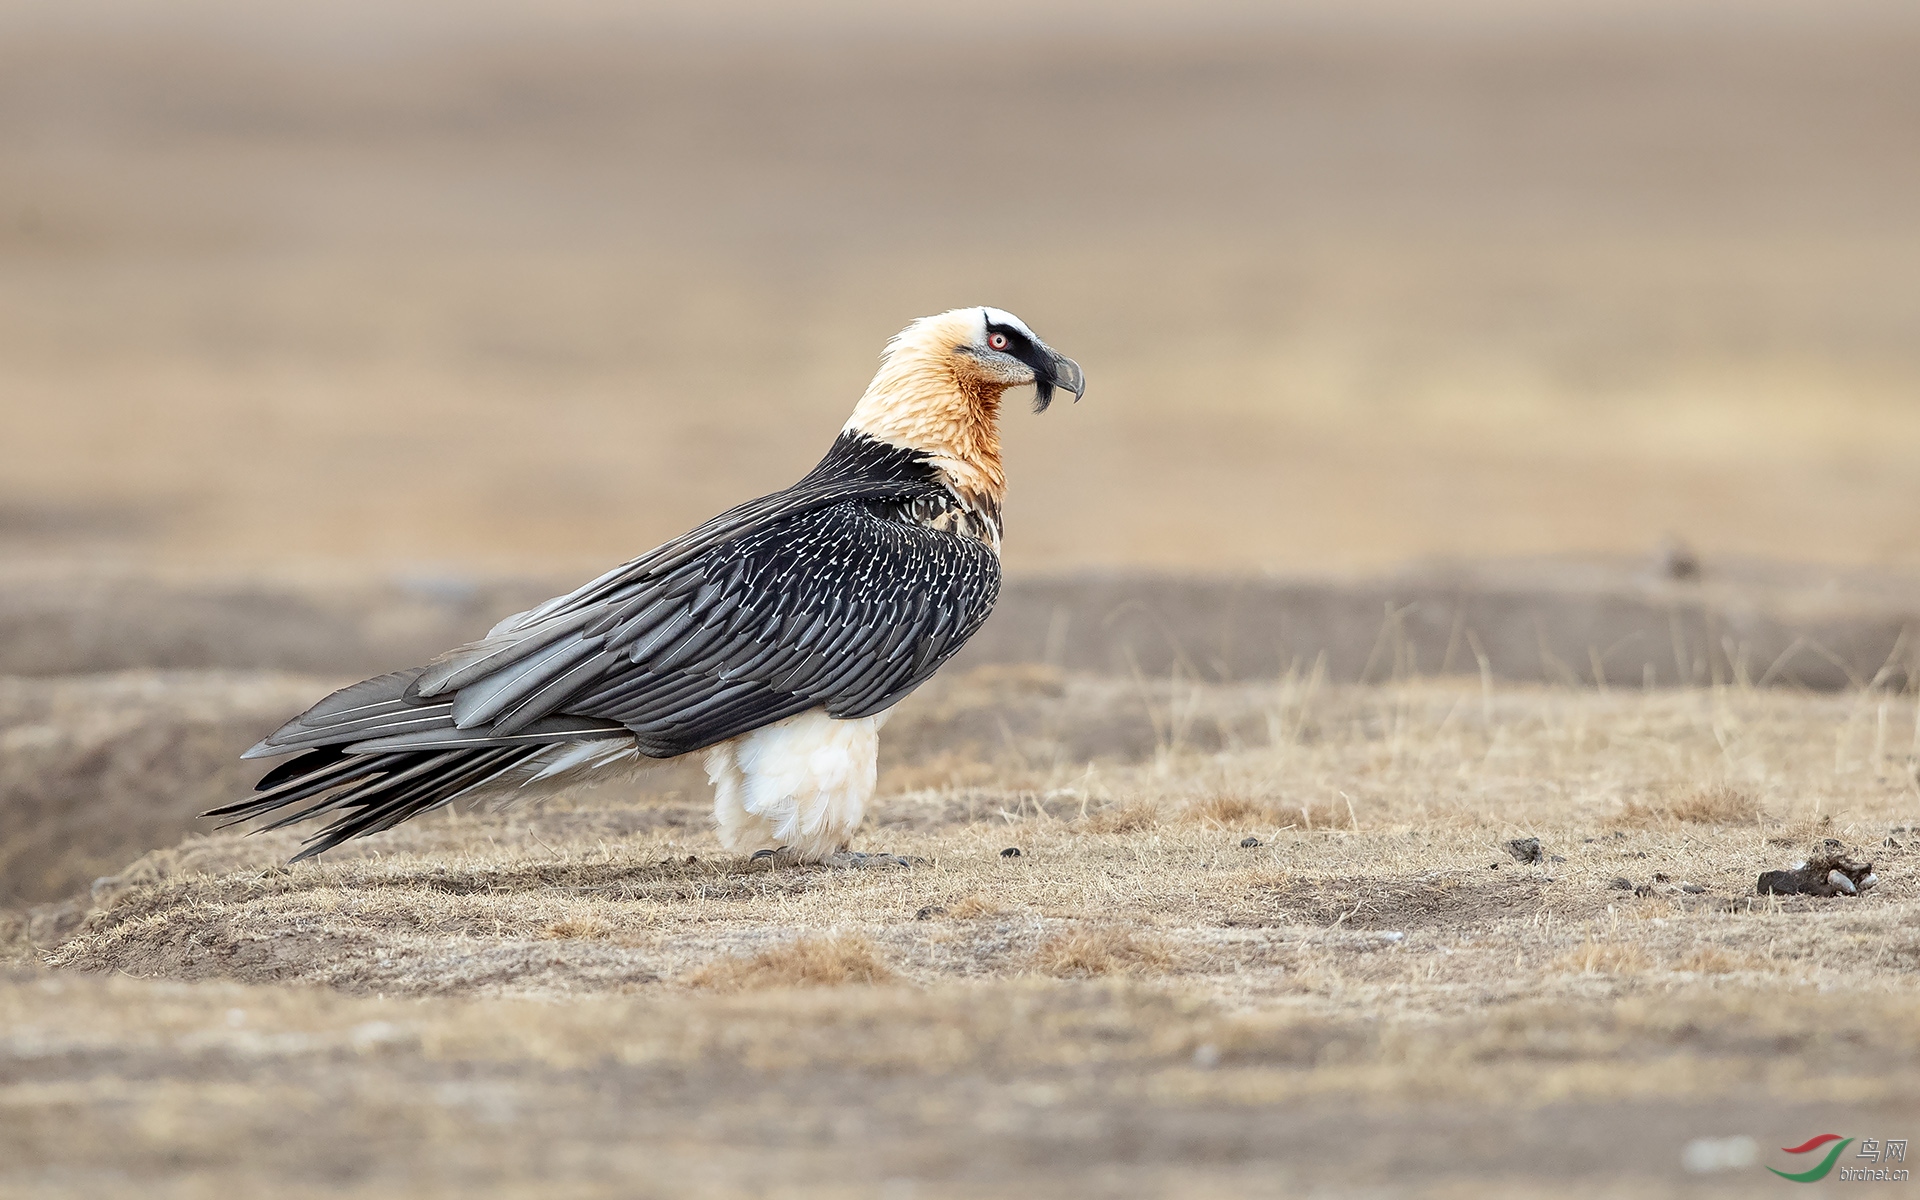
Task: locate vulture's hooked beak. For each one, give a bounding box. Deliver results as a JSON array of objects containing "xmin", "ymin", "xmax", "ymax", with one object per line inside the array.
[{"xmin": 1032, "ymin": 351, "xmax": 1086, "ymax": 413}]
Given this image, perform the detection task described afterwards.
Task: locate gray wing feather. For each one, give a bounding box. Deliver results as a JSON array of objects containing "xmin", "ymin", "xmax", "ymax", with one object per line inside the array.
[
  {"xmin": 449, "ymin": 634, "xmax": 603, "ymax": 729},
  {"xmin": 244, "ymin": 669, "xmax": 456, "ymax": 758},
  {"xmin": 346, "ymin": 716, "xmax": 629, "ymax": 754},
  {"xmin": 413, "ymin": 609, "xmax": 601, "ymax": 697}
]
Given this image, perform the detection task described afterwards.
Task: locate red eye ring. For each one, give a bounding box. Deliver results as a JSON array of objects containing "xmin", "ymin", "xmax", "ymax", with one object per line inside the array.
[{"xmin": 988, "ymin": 332, "xmax": 1009, "ymax": 351}]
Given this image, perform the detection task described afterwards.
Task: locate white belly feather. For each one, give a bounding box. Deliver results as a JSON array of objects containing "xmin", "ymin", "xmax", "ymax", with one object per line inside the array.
[{"xmin": 702, "ymin": 707, "xmax": 889, "ymax": 861}]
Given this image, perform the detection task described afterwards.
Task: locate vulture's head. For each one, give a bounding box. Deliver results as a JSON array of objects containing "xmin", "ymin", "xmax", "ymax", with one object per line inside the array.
[
  {"xmin": 844, "ymin": 307, "xmax": 1083, "ymax": 500},
  {"xmin": 946, "ymin": 306, "xmax": 1086, "ymax": 413}
]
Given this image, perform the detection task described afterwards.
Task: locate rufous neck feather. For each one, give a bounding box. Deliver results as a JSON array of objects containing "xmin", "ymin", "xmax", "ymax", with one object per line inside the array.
[{"xmin": 843, "ymin": 314, "xmax": 1006, "ymax": 507}]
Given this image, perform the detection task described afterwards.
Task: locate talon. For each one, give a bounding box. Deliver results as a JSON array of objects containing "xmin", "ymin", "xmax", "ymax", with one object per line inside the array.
[{"xmin": 750, "ymin": 846, "xmax": 788, "ymax": 862}]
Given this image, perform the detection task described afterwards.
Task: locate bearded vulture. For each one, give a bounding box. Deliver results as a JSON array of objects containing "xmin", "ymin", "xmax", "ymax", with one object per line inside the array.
[{"xmin": 210, "ymin": 308, "xmax": 1084, "ymax": 865}]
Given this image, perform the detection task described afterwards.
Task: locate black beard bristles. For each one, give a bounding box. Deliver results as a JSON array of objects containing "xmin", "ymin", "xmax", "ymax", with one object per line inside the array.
[{"xmin": 1031, "ymin": 380, "xmax": 1055, "ymax": 413}]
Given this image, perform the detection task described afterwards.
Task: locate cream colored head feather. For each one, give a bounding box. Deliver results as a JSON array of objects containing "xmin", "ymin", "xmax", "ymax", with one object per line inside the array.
[{"xmin": 843, "ymin": 307, "xmax": 1082, "ymax": 508}]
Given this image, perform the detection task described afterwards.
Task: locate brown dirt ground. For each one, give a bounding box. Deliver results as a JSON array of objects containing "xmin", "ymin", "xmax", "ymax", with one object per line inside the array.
[{"xmin": 6, "ymin": 675, "xmax": 1918, "ymax": 1196}]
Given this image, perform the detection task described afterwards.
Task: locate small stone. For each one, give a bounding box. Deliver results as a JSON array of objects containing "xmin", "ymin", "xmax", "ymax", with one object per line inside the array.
[
  {"xmin": 1656, "ymin": 535, "xmax": 1701, "ymax": 581},
  {"xmin": 1681, "ymin": 883, "xmax": 1707, "ymax": 894},
  {"xmin": 1827, "ymin": 870, "xmax": 1857, "ymax": 895},
  {"xmin": 915, "ymin": 905, "xmax": 947, "ymax": 921},
  {"xmin": 1505, "ymin": 837, "xmax": 1544, "ymax": 865},
  {"xmin": 1000, "ymin": 847, "xmax": 1022, "ymax": 858},
  {"xmin": 1609, "ymin": 877, "xmax": 1633, "ymax": 890},
  {"xmin": 1239, "ymin": 836, "xmax": 1261, "ymax": 848}
]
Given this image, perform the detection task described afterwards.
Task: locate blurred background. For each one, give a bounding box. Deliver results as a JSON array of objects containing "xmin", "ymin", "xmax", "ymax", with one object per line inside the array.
[{"xmin": 3, "ymin": 0, "xmax": 1919, "ymax": 581}]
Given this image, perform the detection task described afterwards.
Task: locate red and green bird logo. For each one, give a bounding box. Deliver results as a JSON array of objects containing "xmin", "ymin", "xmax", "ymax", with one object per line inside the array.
[{"xmin": 1768, "ymin": 1135, "xmax": 1852, "ymax": 1182}]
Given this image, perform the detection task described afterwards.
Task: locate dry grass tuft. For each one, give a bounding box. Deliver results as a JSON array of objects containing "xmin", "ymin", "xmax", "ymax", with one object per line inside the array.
[
  {"xmin": 538, "ymin": 914, "xmax": 613, "ymax": 941},
  {"xmin": 1674, "ymin": 946, "xmax": 1758, "ymax": 975},
  {"xmin": 1767, "ymin": 812, "xmax": 1836, "ymax": 846},
  {"xmin": 1290, "ymin": 798, "xmax": 1359, "ymax": 831},
  {"xmin": 1029, "ymin": 925, "xmax": 1175, "ymax": 978},
  {"xmin": 685, "ymin": 935, "xmax": 896, "ymax": 991},
  {"xmin": 1619, "ymin": 783, "xmax": 1765, "ymax": 828},
  {"xmin": 1669, "ymin": 784, "xmax": 1766, "ymax": 825},
  {"xmin": 1180, "ymin": 792, "xmax": 1356, "ymax": 831},
  {"xmin": 946, "ymin": 894, "xmax": 1004, "ymax": 920},
  {"xmin": 1082, "ymin": 798, "xmax": 1160, "ymax": 834},
  {"xmin": 1554, "ymin": 939, "xmax": 1653, "ymax": 975},
  {"xmin": 1613, "ymin": 799, "xmax": 1660, "ymax": 827},
  {"xmin": 1181, "ymin": 793, "xmax": 1280, "ymax": 829}
]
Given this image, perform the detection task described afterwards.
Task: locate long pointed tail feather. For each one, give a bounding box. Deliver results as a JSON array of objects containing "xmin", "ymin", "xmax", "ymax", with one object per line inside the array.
[
  {"xmin": 211, "ymin": 744, "xmax": 551, "ymax": 861},
  {"xmin": 217, "ymin": 664, "xmax": 635, "ymax": 860}
]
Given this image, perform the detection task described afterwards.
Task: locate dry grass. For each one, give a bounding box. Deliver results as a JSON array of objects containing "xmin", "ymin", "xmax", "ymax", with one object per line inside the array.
[
  {"xmin": 1555, "ymin": 939, "xmax": 1655, "ymax": 976},
  {"xmin": 1180, "ymin": 793, "xmax": 1278, "ymax": 829},
  {"xmin": 6, "ymin": 967, "xmax": 1916, "ymax": 1200},
  {"xmin": 538, "ymin": 912, "xmax": 615, "ymax": 941},
  {"xmin": 685, "ymin": 935, "xmax": 896, "ymax": 992},
  {"xmin": 7, "ymin": 674, "xmax": 1920, "ymax": 1196},
  {"xmin": 1672, "ymin": 946, "xmax": 1761, "ymax": 975},
  {"xmin": 944, "ymin": 894, "xmax": 1004, "ymax": 920},
  {"xmin": 1670, "ymin": 784, "xmax": 1768, "ymax": 825},
  {"xmin": 1178, "ymin": 792, "xmax": 1358, "ymax": 832},
  {"xmin": 1029, "ymin": 925, "xmax": 1176, "ymax": 978},
  {"xmin": 1619, "ymin": 783, "xmax": 1768, "ymax": 828},
  {"xmin": 1082, "ymin": 798, "xmax": 1161, "ymax": 834},
  {"xmin": 27, "ymin": 676, "xmax": 1920, "ymax": 1000}
]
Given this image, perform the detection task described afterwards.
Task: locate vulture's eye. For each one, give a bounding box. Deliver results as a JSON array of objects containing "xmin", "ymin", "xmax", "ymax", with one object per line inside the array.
[{"xmin": 987, "ymin": 332, "xmax": 1009, "ymax": 351}]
